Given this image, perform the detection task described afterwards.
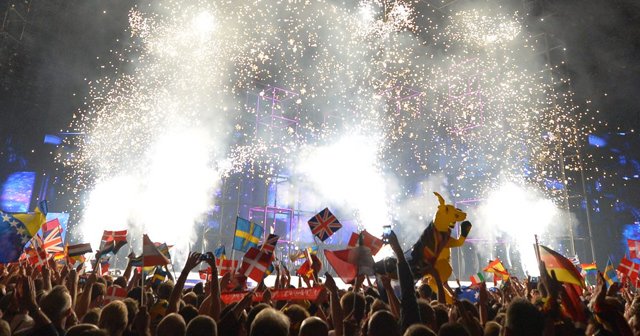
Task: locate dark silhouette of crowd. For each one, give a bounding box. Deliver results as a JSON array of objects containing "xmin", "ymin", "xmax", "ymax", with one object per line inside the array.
[{"xmin": 0, "ymin": 231, "xmax": 634, "ymax": 336}]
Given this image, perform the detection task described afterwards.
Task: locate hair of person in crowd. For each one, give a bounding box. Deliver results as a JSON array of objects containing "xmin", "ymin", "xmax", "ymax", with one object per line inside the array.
[
  {"xmin": 503, "ymin": 298, "xmax": 544, "ymax": 336},
  {"xmin": 186, "ymin": 315, "xmax": 217, "ymax": 336},
  {"xmin": 250, "ymin": 308, "xmax": 290, "ymax": 336},
  {"xmin": 157, "ymin": 312, "xmax": 187, "ymax": 336},
  {"xmin": 437, "ymin": 322, "xmax": 470, "ymax": 336},
  {"xmin": 282, "ymin": 303, "xmax": 310, "ymax": 336},
  {"xmin": 403, "ymin": 324, "xmax": 436, "ymax": 336},
  {"xmin": 367, "ymin": 310, "xmax": 401, "ymax": 336},
  {"xmin": 299, "ymin": 316, "xmax": 329, "ymax": 336},
  {"xmin": 99, "ymin": 300, "xmax": 128, "ymax": 336}
]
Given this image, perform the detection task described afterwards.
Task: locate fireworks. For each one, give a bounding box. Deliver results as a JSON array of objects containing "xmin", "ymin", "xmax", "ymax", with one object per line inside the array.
[{"xmin": 60, "ymin": 0, "xmax": 595, "ymax": 263}]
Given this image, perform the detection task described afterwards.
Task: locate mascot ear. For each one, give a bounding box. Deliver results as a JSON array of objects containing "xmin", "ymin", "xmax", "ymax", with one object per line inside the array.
[{"xmin": 434, "ymin": 192, "xmax": 445, "ymax": 206}]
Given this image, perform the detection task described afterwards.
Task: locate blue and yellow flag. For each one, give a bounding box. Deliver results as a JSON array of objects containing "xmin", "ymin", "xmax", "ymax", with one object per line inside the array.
[
  {"xmin": 214, "ymin": 245, "xmax": 226, "ymax": 260},
  {"xmin": 233, "ymin": 217, "xmax": 264, "ymax": 252},
  {"xmin": 604, "ymin": 257, "xmax": 618, "ymax": 287},
  {"xmin": 0, "ymin": 201, "xmax": 48, "ymax": 263}
]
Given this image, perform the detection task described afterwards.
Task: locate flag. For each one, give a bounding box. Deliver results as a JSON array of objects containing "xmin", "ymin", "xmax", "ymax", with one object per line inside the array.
[
  {"xmin": 233, "ymin": 217, "xmax": 264, "ymax": 252},
  {"xmin": 41, "ymin": 219, "xmax": 63, "ymax": 254},
  {"xmin": 239, "ymin": 247, "xmax": 273, "ymax": 282},
  {"xmin": 98, "ymin": 230, "xmax": 128, "ymax": 255},
  {"xmin": 308, "ymin": 208, "xmax": 342, "ymax": 242},
  {"xmin": 155, "ymin": 243, "xmax": 172, "ymax": 260},
  {"xmin": 104, "ymin": 286, "xmax": 127, "ymax": 303},
  {"xmin": 297, "ymin": 251, "xmax": 322, "ymax": 278},
  {"xmin": 569, "ymin": 255, "xmax": 581, "ymax": 272},
  {"xmin": 483, "ymin": 259, "xmax": 509, "ymax": 280},
  {"xmin": 0, "ymin": 201, "xmax": 48, "ymax": 263},
  {"xmin": 289, "ymin": 250, "xmax": 306, "ymax": 262},
  {"xmin": 216, "ymin": 259, "xmax": 239, "ymax": 276},
  {"xmin": 214, "ymin": 245, "xmax": 226, "ymax": 260},
  {"xmin": 617, "ymin": 257, "xmax": 640, "ymax": 282},
  {"xmin": 470, "ymin": 272, "xmax": 485, "ymax": 286},
  {"xmin": 199, "ymin": 268, "xmax": 211, "ymax": 281},
  {"xmin": 261, "ymin": 234, "xmax": 279, "ymax": 254},
  {"xmin": 604, "ymin": 257, "xmax": 618, "ymax": 286},
  {"xmin": 629, "ymin": 239, "xmax": 640, "ymax": 260},
  {"xmin": 456, "ymin": 286, "xmax": 480, "ymax": 303},
  {"xmin": 67, "ymin": 243, "xmax": 93, "ymax": 257},
  {"xmin": 325, "ymin": 249, "xmax": 357, "ymax": 284},
  {"xmin": 151, "ymin": 267, "xmax": 168, "ymax": 286},
  {"xmin": 347, "ymin": 230, "xmax": 383, "ymax": 256},
  {"xmin": 538, "ymin": 245, "xmax": 585, "ymax": 288},
  {"xmin": 581, "ymin": 263, "xmax": 597, "ymax": 274},
  {"xmin": 23, "ymin": 247, "xmax": 47, "ymax": 267},
  {"xmin": 99, "ymin": 256, "xmax": 110, "ymax": 275},
  {"xmin": 142, "ymin": 234, "xmax": 170, "ymax": 266}
]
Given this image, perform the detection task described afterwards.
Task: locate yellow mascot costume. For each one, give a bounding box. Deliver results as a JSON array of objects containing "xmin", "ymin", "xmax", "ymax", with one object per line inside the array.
[{"xmin": 409, "ymin": 192, "xmax": 471, "ymax": 301}]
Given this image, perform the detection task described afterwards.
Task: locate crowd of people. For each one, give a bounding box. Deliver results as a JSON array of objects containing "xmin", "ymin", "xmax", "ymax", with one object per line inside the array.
[{"xmin": 0, "ymin": 230, "xmax": 636, "ymax": 336}]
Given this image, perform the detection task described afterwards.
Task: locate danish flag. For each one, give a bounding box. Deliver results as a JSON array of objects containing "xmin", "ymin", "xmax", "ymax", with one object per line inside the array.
[
  {"xmin": 308, "ymin": 208, "xmax": 342, "ymax": 242},
  {"xmin": 239, "ymin": 247, "xmax": 273, "ymax": 282},
  {"xmin": 617, "ymin": 256, "xmax": 640, "ymax": 282},
  {"xmin": 628, "ymin": 239, "xmax": 640, "ymax": 260},
  {"xmin": 104, "ymin": 286, "xmax": 127, "ymax": 304},
  {"xmin": 216, "ymin": 259, "xmax": 239, "ymax": 276},
  {"xmin": 347, "ymin": 230, "xmax": 383, "ymax": 255}
]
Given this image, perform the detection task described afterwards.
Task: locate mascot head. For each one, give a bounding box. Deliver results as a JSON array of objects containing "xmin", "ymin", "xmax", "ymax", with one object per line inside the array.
[{"xmin": 433, "ymin": 192, "xmax": 466, "ymax": 232}]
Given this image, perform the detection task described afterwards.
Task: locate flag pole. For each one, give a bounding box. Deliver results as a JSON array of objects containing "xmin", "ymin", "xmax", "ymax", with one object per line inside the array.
[{"xmin": 534, "ymin": 234, "xmax": 541, "ymax": 264}]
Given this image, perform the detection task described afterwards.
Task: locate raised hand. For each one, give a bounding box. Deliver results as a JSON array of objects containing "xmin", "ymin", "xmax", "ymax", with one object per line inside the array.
[{"xmin": 183, "ymin": 252, "xmax": 203, "ymax": 273}]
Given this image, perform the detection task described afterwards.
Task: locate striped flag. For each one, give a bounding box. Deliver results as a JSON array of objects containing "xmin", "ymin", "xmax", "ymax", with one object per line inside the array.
[
  {"xmin": 569, "ymin": 255, "xmax": 581, "ymax": 272},
  {"xmin": 67, "ymin": 243, "xmax": 93, "ymax": 257},
  {"xmin": 470, "ymin": 272, "xmax": 485, "ymax": 285},
  {"xmin": 142, "ymin": 234, "xmax": 170, "ymax": 266}
]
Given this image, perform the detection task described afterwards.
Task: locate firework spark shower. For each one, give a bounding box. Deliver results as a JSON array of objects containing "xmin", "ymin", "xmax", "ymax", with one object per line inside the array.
[{"xmin": 61, "ymin": 0, "xmax": 594, "ymax": 270}]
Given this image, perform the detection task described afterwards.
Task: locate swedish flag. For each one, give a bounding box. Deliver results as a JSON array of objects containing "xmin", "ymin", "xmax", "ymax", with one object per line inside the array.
[
  {"xmin": 233, "ymin": 217, "xmax": 263, "ymax": 252},
  {"xmin": 0, "ymin": 201, "xmax": 48, "ymax": 263},
  {"xmin": 603, "ymin": 257, "xmax": 618, "ymax": 287},
  {"xmin": 214, "ymin": 245, "xmax": 226, "ymax": 260}
]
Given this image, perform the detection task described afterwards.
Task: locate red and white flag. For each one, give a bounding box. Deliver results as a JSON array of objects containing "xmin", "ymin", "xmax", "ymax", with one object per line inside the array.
[
  {"xmin": 216, "ymin": 259, "xmax": 239, "ymax": 276},
  {"xmin": 617, "ymin": 256, "xmax": 640, "ymax": 282},
  {"xmin": 99, "ymin": 230, "xmax": 128, "ymax": 255},
  {"xmin": 239, "ymin": 247, "xmax": 273, "ymax": 282},
  {"xmin": 104, "ymin": 286, "xmax": 127, "ymax": 303},
  {"xmin": 142, "ymin": 234, "xmax": 170, "ymax": 266},
  {"xmin": 629, "ymin": 239, "xmax": 640, "ymax": 260},
  {"xmin": 347, "ymin": 230, "xmax": 383, "ymax": 255}
]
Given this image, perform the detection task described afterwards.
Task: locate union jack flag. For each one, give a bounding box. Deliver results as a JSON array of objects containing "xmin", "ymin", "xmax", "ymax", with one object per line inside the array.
[
  {"xmin": 261, "ymin": 234, "xmax": 279, "ymax": 254},
  {"xmin": 308, "ymin": 208, "xmax": 342, "ymax": 242},
  {"xmin": 41, "ymin": 219, "xmax": 63, "ymax": 254}
]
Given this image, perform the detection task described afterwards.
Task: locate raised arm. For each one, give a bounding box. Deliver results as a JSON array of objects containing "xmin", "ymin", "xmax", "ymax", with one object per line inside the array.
[
  {"xmin": 389, "ymin": 231, "xmax": 421, "ymax": 332},
  {"xmin": 167, "ymin": 252, "xmax": 202, "ymax": 314}
]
